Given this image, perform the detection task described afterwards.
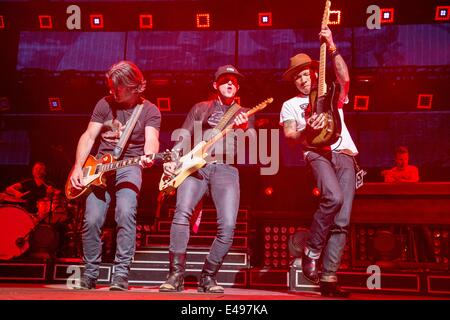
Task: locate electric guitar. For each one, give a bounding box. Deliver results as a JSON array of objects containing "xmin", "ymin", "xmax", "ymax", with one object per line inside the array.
[
  {"xmin": 65, "ymin": 151, "xmax": 174, "ymax": 200},
  {"xmin": 159, "ymin": 98, "xmax": 274, "ymax": 193},
  {"xmin": 304, "ymin": 0, "xmax": 342, "ymax": 148}
]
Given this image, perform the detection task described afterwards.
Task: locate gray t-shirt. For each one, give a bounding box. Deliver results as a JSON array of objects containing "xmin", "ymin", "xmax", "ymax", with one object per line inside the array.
[{"xmin": 90, "ymin": 96, "xmax": 161, "ymax": 159}]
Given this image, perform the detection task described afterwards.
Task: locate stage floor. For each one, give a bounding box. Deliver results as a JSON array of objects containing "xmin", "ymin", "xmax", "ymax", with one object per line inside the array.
[{"xmin": 0, "ymin": 283, "xmax": 447, "ymax": 300}]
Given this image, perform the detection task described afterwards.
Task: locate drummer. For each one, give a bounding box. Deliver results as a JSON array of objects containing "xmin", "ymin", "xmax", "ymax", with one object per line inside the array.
[{"xmin": 4, "ymin": 162, "xmax": 57, "ymax": 214}]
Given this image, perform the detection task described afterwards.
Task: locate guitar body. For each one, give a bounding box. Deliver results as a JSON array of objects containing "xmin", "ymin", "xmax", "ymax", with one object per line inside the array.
[
  {"xmin": 159, "ymin": 141, "xmax": 207, "ymax": 193},
  {"xmin": 306, "ymin": 82, "xmax": 342, "ymax": 147},
  {"xmin": 65, "ymin": 154, "xmax": 111, "ymax": 200}
]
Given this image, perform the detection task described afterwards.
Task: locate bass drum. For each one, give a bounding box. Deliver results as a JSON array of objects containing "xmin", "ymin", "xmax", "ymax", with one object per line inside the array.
[{"xmin": 0, "ymin": 205, "xmax": 37, "ymax": 260}]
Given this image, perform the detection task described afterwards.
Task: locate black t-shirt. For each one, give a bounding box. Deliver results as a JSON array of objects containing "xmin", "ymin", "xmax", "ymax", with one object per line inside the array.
[
  {"xmin": 90, "ymin": 96, "xmax": 161, "ymax": 159},
  {"xmin": 19, "ymin": 179, "xmax": 47, "ymax": 213},
  {"xmin": 175, "ymin": 99, "xmax": 255, "ymax": 162}
]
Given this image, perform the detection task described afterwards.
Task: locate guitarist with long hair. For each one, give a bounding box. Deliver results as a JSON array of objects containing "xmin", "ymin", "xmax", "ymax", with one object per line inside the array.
[
  {"xmin": 280, "ymin": 23, "xmax": 357, "ymax": 297},
  {"xmin": 159, "ymin": 65, "xmax": 253, "ymax": 294},
  {"xmin": 68, "ymin": 61, "xmax": 161, "ymax": 290}
]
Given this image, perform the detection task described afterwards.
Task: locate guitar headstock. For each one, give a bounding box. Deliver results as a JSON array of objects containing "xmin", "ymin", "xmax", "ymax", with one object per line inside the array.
[
  {"xmin": 251, "ymin": 97, "xmax": 274, "ymax": 113},
  {"xmin": 322, "ymin": 1, "xmax": 331, "ymax": 26}
]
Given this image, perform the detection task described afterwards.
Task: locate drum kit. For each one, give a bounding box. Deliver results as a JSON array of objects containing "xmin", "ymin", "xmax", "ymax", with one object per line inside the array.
[{"xmin": 0, "ymin": 190, "xmax": 83, "ymax": 260}]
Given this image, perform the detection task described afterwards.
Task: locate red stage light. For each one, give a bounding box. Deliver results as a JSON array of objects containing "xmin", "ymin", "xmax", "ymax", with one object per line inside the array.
[
  {"xmin": 380, "ymin": 8, "xmax": 394, "ymax": 24},
  {"xmin": 39, "ymin": 15, "xmax": 53, "ymax": 29},
  {"xmin": 264, "ymin": 186, "xmax": 274, "ymax": 196},
  {"xmin": 196, "ymin": 13, "xmax": 210, "ymax": 28},
  {"xmin": 417, "ymin": 94, "xmax": 433, "ymax": 110},
  {"xmin": 140, "ymin": 14, "xmax": 153, "ymax": 29},
  {"xmin": 0, "ymin": 15, "xmax": 5, "ymax": 29},
  {"xmin": 354, "ymin": 95, "xmax": 369, "ymax": 111},
  {"xmin": 328, "ymin": 10, "xmax": 341, "ymax": 25},
  {"xmin": 312, "ymin": 187, "xmax": 321, "ymax": 197},
  {"xmin": 258, "ymin": 12, "xmax": 272, "ymax": 27},
  {"xmin": 435, "ymin": 6, "xmax": 450, "ymax": 21},
  {"xmin": 48, "ymin": 97, "xmax": 62, "ymax": 111},
  {"xmin": 90, "ymin": 14, "xmax": 104, "ymax": 29},
  {"xmin": 157, "ymin": 97, "xmax": 171, "ymax": 112}
]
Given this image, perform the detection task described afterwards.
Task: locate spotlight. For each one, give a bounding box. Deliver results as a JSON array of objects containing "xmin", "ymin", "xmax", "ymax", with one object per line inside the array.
[
  {"xmin": 328, "ymin": 10, "xmax": 341, "ymax": 25},
  {"xmin": 258, "ymin": 12, "xmax": 272, "ymax": 27},
  {"xmin": 312, "ymin": 187, "xmax": 320, "ymax": 197},
  {"xmin": 354, "ymin": 95, "xmax": 369, "ymax": 111},
  {"xmin": 417, "ymin": 94, "xmax": 432, "ymax": 110},
  {"xmin": 264, "ymin": 186, "xmax": 274, "ymax": 196},
  {"xmin": 48, "ymin": 97, "xmax": 62, "ymax": 111},
  {"xmin": 380, "ymin": 8, "xmax": 394, "ymax": 24},
  {"xmin": 90, "ymin": 14, "xmax": 104, "ymax": 29},
  {"xmin": 157, "ymin": 97, "xmax": 171, "ymax": 112},
  {"xmin": 0, "ymin": 15, "xmax": 5, "ymax": 29},
  {"xmin": 140, "ymin": 14, "xmax": 153, "ymax": 29},
  {"xmin": 39, "ymin": 15, "xmax": 53, "ymax": 29},
  {"xmin": 196, "ymin": 13, "xmax": 210, "ymax": 28},
  {"xmin": 435, "ymin": 6, "xmax": 450, "ymax": 21}
]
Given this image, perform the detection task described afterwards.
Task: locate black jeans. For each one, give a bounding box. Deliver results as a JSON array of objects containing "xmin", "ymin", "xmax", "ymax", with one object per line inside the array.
[
  {"xmin": 305, "ymin": 151, "xmax": 356, "ymax": 276},
  {"xmin": 169, "ymin": 163, "xmax": 240, "ymax": 265}
]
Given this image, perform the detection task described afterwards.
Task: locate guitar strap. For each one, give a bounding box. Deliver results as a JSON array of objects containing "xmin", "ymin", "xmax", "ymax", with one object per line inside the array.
[
  {"xmin": 113, "ymin": 103, "xmax": 144, "ymax": 160},
  {"xmin": 213, "ymin": 101, "xmax": 242, "ymax": 132}
]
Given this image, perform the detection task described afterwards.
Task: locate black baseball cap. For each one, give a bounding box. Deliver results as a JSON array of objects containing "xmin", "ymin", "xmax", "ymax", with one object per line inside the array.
[{"xmin": 214, "ymin": 65, "xmax": 244, "ymax": 82}]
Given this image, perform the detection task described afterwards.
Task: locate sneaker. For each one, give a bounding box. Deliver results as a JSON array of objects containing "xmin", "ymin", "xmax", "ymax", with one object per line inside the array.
[
  {"xmin": 73, "ymin": 276, "xmax": 97, "ymax": 290},
  {"xmin": 109, "ymin": 275, "xmax": 129, "ymax": 291}
]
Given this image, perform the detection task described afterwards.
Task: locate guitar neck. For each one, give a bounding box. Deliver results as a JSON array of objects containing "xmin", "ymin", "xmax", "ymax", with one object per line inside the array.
[
  {"xmin": 318, "ymin": 0, "xmax": 331, "ymax": 98},
  {"xmin": 202, "ymin": 98, "xmax": 273, "ymax": 153},
  {"xmin": 98, "ymin": 154, "xmax": 158, "ymax": 173},
  {"xmin": 318, "ymin": 42, "xmax": 327, "ymax": 97}
]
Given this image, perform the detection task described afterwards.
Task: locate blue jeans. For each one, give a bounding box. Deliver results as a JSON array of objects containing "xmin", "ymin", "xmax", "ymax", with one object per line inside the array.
[
  {"xmin": 305, "ymin": 151, "xmax": 356, "ymax": 276},
  {"xmin": 82, "ymin": 165, "xmax": 142, "ymax": 280},
  {"xmin": 169, "ymin": 163, "xmax": 240, "ymax": 265}
]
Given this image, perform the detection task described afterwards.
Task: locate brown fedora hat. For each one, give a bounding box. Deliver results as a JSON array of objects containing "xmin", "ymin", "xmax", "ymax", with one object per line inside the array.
[{"xmin": 282, "ymin": 53, "xmax": 319, "ymax": 81}]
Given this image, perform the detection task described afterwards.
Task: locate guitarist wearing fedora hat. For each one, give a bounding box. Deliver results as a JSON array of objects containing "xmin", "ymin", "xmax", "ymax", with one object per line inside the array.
[{"xmin": 280, "ymin": 24, "xmax": 357, "ymax": 297}]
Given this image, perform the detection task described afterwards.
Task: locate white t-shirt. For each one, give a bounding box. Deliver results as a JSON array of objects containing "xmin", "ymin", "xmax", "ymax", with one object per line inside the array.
[{"xmin": 279, "ymin": 95, "xmax": 358, "ymax": 155}]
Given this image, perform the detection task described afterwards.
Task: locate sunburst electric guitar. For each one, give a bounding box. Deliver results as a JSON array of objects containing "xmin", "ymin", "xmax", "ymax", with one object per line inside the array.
[
  {"xmin": 65, "ymin": 151, "xmax": 174, "ymax": 200},
  {"xmin": 159, "ymin": 98, "xmax": 274, "ymax": 193}
]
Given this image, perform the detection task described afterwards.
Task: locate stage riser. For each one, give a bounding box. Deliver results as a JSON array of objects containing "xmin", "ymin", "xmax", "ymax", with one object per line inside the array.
[
  {"xmin": 144, "ymin": 235, "xmax": 248, "ymax": 249},
  {"xmin": 168, "ymin": 209, "xmax": 248, "ymax": 221},
  {"xmin": 134, "ymin": 250, "xmax": 249, "ymax": 268},
  {"xmin": 51, "ymin": 263, "xmax": 247, "ymax": 287},
  {"xmin": 157, "ymin": 220, "xmax": 248, "ymax": 234}
]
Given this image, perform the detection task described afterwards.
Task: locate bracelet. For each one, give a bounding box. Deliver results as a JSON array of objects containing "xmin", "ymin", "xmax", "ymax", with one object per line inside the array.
[
  {"xmin": 330, "ymin": 49, "xmax": 340, "ymax": 58},
  {"xmin": 328, "ymin": 44, "xmax": 337, "ymax": 55}
]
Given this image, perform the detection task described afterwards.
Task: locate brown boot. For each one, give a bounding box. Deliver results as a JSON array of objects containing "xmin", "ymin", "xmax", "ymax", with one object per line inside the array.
[{"xmin": 159, "ymin": 251, "xmax": 186, "ymax": 292}]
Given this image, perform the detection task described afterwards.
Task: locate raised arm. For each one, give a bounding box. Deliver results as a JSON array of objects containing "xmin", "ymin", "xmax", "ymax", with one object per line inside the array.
[{"xmin": 320, "ymin": 25, "xmax": 350, "ymax": 101}]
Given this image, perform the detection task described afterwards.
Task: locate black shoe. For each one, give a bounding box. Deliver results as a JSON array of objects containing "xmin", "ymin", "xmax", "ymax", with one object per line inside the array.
[
  {"xmin": 301, "ymin": 254, "xmax": 319, "ymax": 284},
  {"xmin": 197, "ymin": 257, "xmax": 224, "ymax": 294},
  {"xmin": 73, "ymin": 276, "xmax": 97, "ymax": 290},
  {"xmin": 110, "ymin": 275, "xmax": 129, "ymax": 291},
  {"xmin": 320, "ymin": 281, "xmax": 350, "ymax": 298}
]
